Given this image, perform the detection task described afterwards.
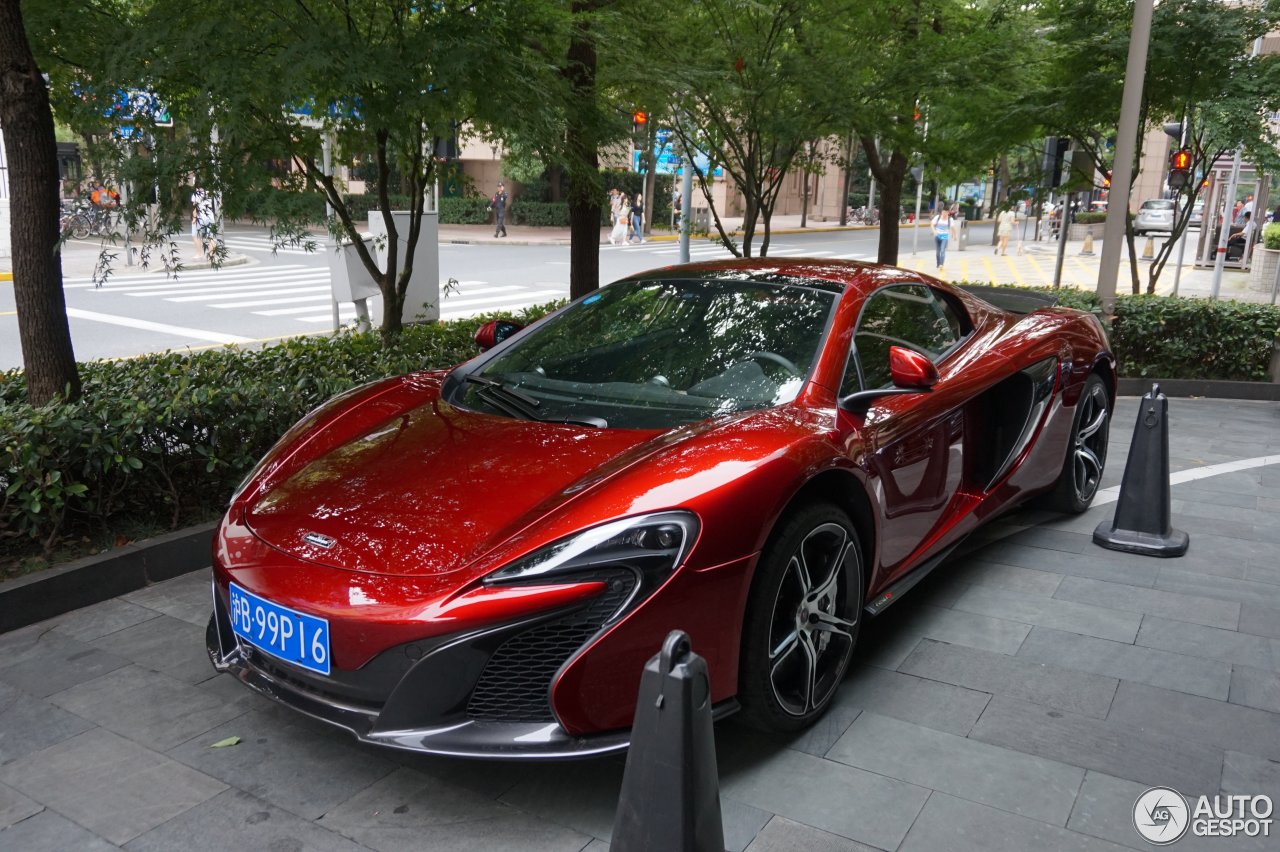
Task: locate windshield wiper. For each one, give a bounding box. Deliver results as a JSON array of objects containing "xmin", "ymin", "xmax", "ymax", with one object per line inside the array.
[{"xmin": 464, "ymin": 374, "xmax": 607, "ymax": 428}]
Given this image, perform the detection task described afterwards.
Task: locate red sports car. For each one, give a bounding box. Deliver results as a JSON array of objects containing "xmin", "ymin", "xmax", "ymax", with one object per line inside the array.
[{"xmin": 207, "ymin": 259, "xmax": 1114, "ymax": 758}]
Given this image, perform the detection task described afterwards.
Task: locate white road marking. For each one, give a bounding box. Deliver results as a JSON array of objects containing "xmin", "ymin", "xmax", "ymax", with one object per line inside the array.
[
  {"xmin": 1093, "ymin": 454, "xmax": 1280, "ymax": 506},
  {"xmin": 212, "ymin": 294, "xmax": 334, "ymax": 309},
  {"xmin": 122, "ymin": 277, "xmax": 330, "ymax": 298},
  {"xmin": 65, "ymin": 308, "xmax": 251, "ymax": 344},
  {"xmin": 167, "ymin": 285, "xmax": 331, "ymax": 304}
]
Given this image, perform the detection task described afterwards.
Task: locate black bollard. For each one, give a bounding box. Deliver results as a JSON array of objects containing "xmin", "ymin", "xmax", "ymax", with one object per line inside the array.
[
  {"xmin": 612, "ymin": 630, "xmax": 725, "ymax": 852},
  {"xmin": 1093, "ymin": 383, "xmax": 1189, "ymax": 557}
]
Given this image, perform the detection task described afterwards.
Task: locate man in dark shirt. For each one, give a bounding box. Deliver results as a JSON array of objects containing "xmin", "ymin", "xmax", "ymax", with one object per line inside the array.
[{"xmin": 491, "ymin": 182, "xmax": 509, "ymax": 237}]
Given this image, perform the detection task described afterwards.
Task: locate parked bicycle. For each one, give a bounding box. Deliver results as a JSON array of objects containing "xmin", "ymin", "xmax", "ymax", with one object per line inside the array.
[{"xmin": 60, "ymin": 199, "xmax": 118, "ymax": 240}]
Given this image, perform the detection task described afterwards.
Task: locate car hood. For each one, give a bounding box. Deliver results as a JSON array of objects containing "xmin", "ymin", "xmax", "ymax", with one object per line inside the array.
[{"xmin": 244, "ymin": 381, "xmax": 676, "ymax": 577}]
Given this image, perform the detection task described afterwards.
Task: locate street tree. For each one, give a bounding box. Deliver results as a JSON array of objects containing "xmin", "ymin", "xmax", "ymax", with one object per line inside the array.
[
  {"xmin": 660, "ymin": 0, "xmax": 841, "ymax": 258},
  {"xmin": 0, "ymin": 0, "xmax": 81, "ymax": 405},
  {"xmin": 32, "ymin": 0, "xmax": 557, "ymax": 345},
  {"xmin": 1034, "ymin": 0, "xmax": 1280, "ymax": 294},
  {"xmin": 830, "ymin": 0, "xmax": 1041, "ymax": 265}
]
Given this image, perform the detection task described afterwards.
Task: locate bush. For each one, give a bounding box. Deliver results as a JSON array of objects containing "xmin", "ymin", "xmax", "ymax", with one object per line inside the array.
[
  {"xmin": 1073, "ymin": 212, "xmax": 1107, "ymax": 224},
  {"xmin": 439, "ymin": 196, "xmax": 492, "ymax": 225},
  {"xmin": 600, "ymin": 169, "xmax": 675, "ymax": 228},
  {"xmin": 1110, "ymin": 296, "xmax": 1280, "ymax": 381},
  {"xmin": 1263, "ymin": 222, "xmax": 1280, "ymax": 250},
  {"xmin": 967, "ymin": 284, "xmax": 1280, "ymax": 382},
  {"xmin": 0, "ymin": 304, "xmax": 560, "ymax": 567},
  {"xmin": 511, "ymin": 201, "xmax": 570, "ymax": 227},
  {"xmin": 340, "ymin": 193, "xmax": 412, "ymax": 223}
]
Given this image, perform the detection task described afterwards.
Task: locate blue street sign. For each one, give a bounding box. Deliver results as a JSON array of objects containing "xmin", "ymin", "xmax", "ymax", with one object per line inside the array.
[{"xmin": 634, "ymin": 129, "xmax": 723, "ymax": 177}]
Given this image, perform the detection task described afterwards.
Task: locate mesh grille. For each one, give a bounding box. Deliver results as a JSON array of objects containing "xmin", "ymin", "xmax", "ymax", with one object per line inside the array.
[{"xmin": 466, "ymin": 571, "xmax": 635, "ymax": 722}]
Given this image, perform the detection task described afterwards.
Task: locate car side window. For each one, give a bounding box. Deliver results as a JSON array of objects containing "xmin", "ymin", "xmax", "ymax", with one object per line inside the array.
[{"xmin": 842, "ymin": 284, "xmax": 964, "ymax": 393}]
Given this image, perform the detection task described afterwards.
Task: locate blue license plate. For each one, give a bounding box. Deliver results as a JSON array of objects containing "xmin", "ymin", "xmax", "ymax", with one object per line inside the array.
[{"xmin": 228, "ymin": 582, "xmax": 331, "ymax": 675}]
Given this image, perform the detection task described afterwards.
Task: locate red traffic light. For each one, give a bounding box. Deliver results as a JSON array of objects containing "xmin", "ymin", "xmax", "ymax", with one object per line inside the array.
[
  {"xmin": 633, "ymin": 111, "xmax": 648, "ymax": 126},
  {"xmin": 1170, "ymin": 148, "xmax": 1192, "ymax": 171}
]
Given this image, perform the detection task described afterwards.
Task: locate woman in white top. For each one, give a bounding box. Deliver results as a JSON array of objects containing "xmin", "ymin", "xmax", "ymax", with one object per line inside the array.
[
  {"xmin": 931, "ymin": 208, "xmax": 953, "ymax": 270},
  {"xmin": 997, "ymin": 207, "xmax": 1017, "ymax": 256}
]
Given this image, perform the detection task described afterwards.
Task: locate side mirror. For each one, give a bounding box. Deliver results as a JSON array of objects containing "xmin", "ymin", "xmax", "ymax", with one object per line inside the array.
[
  {"xmin": 839, "ymin": 345, "xmax": 937, "ymax": 415},
  {"xmin": 888, "ymin": 345, "xmax": 939, "ymax": 389},
  {"xmin": 474, "ymin": 320, "xmax": 525, "ymax": 352}
]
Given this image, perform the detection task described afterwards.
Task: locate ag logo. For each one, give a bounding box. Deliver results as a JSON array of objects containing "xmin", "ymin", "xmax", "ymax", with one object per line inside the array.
[{"xmin": 1134, "ymin": 787, "xmax": 1190, "ymax": 845}]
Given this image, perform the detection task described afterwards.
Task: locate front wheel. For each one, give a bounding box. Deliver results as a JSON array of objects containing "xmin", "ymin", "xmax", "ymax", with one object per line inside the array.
[
  {"xmin": 737, "ymin": 502, "xmax": 863, "ymax": 732},
  {"xmin": 1044, "ymin": 373, "xmax": 1110, "ymax": 513}
]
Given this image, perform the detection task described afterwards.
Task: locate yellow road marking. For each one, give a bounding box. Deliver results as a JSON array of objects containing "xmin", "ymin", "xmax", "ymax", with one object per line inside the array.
[
  {"xmin": 980, "ymin": 256, "xmax": 997, "ymax": 283},
  {"xmin": 1002, "ymin": 254, "xmax": 1025, "ymax": 286},
  {"xmin": 1024, "ymin": 254, "xmax": 1051, "ymax": 285},
  {"xmin": 0, "ymin": 310, "xmax": 15, "ymax": 316}
]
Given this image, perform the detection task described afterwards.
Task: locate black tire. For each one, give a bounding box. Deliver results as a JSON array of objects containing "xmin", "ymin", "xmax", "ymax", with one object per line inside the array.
[
  {"xmin": 1044, "ymin": 373, "xmax": 1110, "ymax": 513},
  {"xmin": 71, "ymin": 217, "xmax": 91, "ymax": 240},
  {"xmin": 737, "ymin": 502, "xmax": 863, "ymax": 732}
]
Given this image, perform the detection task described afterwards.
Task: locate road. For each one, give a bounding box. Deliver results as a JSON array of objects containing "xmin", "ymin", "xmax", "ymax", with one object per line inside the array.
[{"xmin": 0, "ymin": 222, "xmax": 996, "ymax": 369}]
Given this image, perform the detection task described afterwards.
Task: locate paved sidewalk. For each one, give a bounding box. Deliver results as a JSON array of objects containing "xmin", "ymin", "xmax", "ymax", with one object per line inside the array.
[{"xmin": 2, "ymin": 396, "xmax": 1279, "ymax": 851}]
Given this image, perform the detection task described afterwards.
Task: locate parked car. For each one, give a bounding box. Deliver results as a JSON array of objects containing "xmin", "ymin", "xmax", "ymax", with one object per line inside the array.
[
  {"xmin": 1189, "ymin": 201, "xmax": 1204, "ymax": 229},
  {"xmin": 207, "ymin": 261, "xmax": 1115, "ymax": 758},
  {"xmin": 1134, "ymin": 198, "xmax": 1176, "ymax": 235}
]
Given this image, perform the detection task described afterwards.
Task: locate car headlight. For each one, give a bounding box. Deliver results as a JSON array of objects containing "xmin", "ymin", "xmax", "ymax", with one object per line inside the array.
[{"xmin": 484, "ymin": 512, "xmax": 699, "ymax": 614}]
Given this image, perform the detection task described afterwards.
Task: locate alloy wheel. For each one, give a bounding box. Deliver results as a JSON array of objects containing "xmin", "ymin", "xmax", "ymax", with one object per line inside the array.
[
  {"xmin": 766, "ymin": 522, "xmax": 858, "ymax": 717},
  {"xmin": 1072, "ymin": 382, "xmax": 1109, "ymax": 503}
]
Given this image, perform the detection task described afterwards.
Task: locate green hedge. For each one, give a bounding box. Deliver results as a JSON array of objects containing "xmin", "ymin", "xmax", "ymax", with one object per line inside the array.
[
  {"xmin": 969, "ymin": 285, "xmax": 1280, "ymax": 382},
  {"xmin": 1263, "ymin": 222, "xmax": 1280, "ymax": 250},
  {"xmin": 1073, "ymin": 212, "xmax": 1107, "ymax": 224},
  {"xmin": 439, "ymin": 196, "xmax": 491, "ymax": 225},
  {"xmin": 0, "ymin": 305, "xmax": 559, "ymax": 567},
  {"xmin": 511, "ymin": 201, "xmax": 570, "ymax": 227}
]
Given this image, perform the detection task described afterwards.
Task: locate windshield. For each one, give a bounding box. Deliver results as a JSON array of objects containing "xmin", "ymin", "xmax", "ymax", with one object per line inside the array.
[
  {"xmin": 1142, "ymin": 200, "xmax": 1175, "ymax": 210},
  {"xmin": 455, "ymin": 277, "xmax": 839, "ymax": 429}
]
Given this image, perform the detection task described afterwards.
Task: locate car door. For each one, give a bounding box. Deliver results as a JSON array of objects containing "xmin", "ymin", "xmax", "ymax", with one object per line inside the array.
[{"xmin": 839, "ymin": 282, "xmax": 972, "ymax": 579}]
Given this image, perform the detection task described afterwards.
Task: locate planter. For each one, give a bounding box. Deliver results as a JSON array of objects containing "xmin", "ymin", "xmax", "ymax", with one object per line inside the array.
[
  {"xmin": 1067, "ymin": 222, "xmax": 1099, "ymax": 242},
  {"xmin": 1249, "ymin": 245, "xmax": 1280, "ymax": 294}
]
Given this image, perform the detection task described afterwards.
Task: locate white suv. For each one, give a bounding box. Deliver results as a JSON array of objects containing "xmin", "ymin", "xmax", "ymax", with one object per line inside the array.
[{"xmin": 1134, "ymin": 199, "xmax": 1175, "ymax": 236}]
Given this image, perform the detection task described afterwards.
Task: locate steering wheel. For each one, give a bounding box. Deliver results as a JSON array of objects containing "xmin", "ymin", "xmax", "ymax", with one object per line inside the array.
[{"xmin": 745, "ymin": 350, "xmax": 802, "ymax": 377}]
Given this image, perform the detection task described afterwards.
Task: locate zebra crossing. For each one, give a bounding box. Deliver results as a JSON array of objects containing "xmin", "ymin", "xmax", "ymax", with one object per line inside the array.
[
  {"xmin": 219, "ymin": 230, "xmax": 327, "ymax": 256},
  {"xmin": 599, "ymin": 240, "xmax": 869, "ymax": 261},
  {"xmin": 63, "ymin": 264, "xmax": 566, "ymax": 328}
]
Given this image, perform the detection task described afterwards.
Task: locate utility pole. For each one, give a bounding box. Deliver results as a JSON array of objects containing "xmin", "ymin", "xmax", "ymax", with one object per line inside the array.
[
  {"xmin": 1210, "ymin": 36, "xmax": 1263, "ymax": 300},
  {"xmin": 1096, "ymin": 0, "xmax": 1154, "ymax": 314},
  {"xmin": 679, "ymin": 149, "xmax": 693, "ymax": 264},
  {"xmin": 912, "ymin": 112, "xmax": 929, "ymax": 256}
]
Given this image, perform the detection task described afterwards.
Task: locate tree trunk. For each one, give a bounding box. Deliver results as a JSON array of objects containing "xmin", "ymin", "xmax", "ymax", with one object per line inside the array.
[
  {"xmin": 873, "ymin": 149, "xmax": 909, "ymax": 266},
  {"xmin": 839, "ymin": 133, "xmax": 856, "ymax": 227},
  {"xmin": 0, "ymin": 0, "xmax": 80, "ymax": 404},
  {"xmin": 564, "ymin": 4, "xmax": 601, "ymax": 300}
]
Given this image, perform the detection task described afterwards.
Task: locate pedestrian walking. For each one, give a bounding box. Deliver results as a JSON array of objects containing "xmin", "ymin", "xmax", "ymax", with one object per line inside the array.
[
  {"xmin": 191, "ymin": 187, "xmax": 216, "ymax": 260},
  {"xmin": 996, "ymin": 206, "xmax": 1017, "ymax": 256},
  {"xmin": 931, "ymin": 207, "xmax": 953, "ymax": 271},
  {"xmin": 491, "ymin": 182, "xmax": 509, "ymax": 237},
  {"xmin": 607, "ymin": 188, "xmax": 622, "ymax": 226},
  {"xmin": 610, "ymin": 195, "xmax": 631, "ymax": 245},
  {"xmin": 630, "ymin": 193, "xmax": 645, "ymax": 243}
]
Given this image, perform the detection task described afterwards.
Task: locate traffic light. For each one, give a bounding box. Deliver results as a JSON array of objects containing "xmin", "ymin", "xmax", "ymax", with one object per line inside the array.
[
  {"xmin": 1168, "ymin": 148, "xmax": 1192, "ymax": 190},
  {"xmin": 632, "ymin": 111, "xmax": 648, "ymax": 130},
  {"xmin": 1102, "ymin": 172, "xmax": 1111, "ymax": 188}
]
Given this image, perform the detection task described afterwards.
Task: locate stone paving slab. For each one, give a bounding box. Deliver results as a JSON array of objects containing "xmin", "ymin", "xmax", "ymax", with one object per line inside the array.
[{"xmin": 2, "ymin": 396, "xmax": 1280, "ymax": 851}]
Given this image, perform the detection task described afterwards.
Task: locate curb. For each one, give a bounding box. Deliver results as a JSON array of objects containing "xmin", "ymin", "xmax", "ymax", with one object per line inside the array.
[
  {"xmin": 1118, "ymin": 377, "xmax": 1280, "ymax": 401},
  {"xmin": 0, "ymin": 522, "xmax": 216, "ymax": 634},
  {"xmin": 0, "ymin": 272, "xmax": 11, "ymax": 282}
]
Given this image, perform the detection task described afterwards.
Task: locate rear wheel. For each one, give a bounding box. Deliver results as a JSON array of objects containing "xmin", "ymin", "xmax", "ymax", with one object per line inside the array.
[
  {"xmin": 1044, "ymin": 373, "xmax": 1110, "ymax": 513},
  {"xmin": 737, "ymin": 502, "xmax": 863, "ymax": 732}
]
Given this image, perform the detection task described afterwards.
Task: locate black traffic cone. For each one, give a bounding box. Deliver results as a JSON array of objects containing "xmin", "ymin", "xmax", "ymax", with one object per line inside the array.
[
  {"xmin": 1093, "ymin": 383, "xmax": 1189, "ymax": 557},
  {"xmin": 612, "ymin": 630, "xmax": 725, "ymax": 852}
]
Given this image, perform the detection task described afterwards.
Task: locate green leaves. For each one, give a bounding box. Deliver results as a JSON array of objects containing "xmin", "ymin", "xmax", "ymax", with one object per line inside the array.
[{"xmin": 0, "ymin": 304, "xmax": 561, "ymax": 566}]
